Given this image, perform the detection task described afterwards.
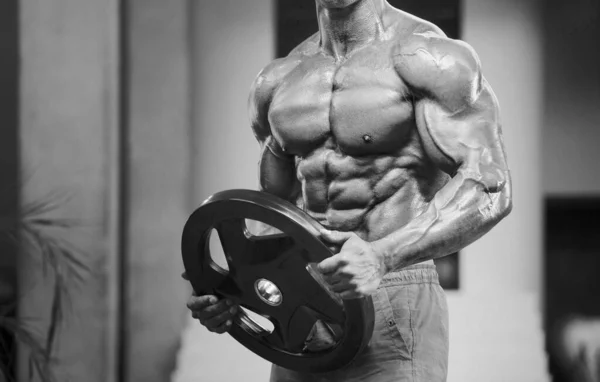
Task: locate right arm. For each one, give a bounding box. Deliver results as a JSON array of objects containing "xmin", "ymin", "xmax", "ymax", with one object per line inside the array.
[
  {"xmin": 185, "ymin": 60, "xmax": 300, "ymax": 331},
  {"xmin": 249, "ymin": 60, "xmax": 300, "ymax": 203}
]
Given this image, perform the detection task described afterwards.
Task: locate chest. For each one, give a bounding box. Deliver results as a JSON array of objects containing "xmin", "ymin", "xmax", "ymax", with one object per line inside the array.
[{"xmin": 268, "ymin": 44, "xmax": 415, "ymax": 157}]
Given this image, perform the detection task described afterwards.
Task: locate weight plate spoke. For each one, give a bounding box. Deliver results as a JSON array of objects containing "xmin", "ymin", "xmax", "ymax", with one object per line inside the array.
[
  {"xmin": 192, "ymin": 260, "xmax": 228, "ymax": 294},
  {"xmin": 272, "ymin": 243, "xmax": 306, "ymax": 269},
  {"xmin": 306, "ymin": 291, "xmax": 345, "ymax": 324},
  {"xmin": 215, "ymin": 218, "xmax": 249, "ymax": 265},
  {"xmin": 285, "ymin": 306, "xmax": 320, "ymax": 352},
  {"xmin": 249, "ymin": 234, "xmax": 295, "ymax": 265},
  {"xmin": 214, "ymin": 276, "xmax": 243, "ymax": 300},
  {"xmin": 265, "ymin": 324, "xmax": 286, "ymax": 349},
  {"xmin": 302, "ymin": 264, "xmax": 345, "ymax": 323}
]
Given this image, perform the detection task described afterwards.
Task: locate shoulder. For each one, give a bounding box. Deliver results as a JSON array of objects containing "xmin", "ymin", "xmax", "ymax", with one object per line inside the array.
[
  {"xmin": 250, "ymin": 58, "xmax": 299, "ymax": 102},
  {"xmin": 249, "ymin": 54, "xmax": 301, "ymax": 111},
  {"xmin": 390, "ymin": 20, "xmax": 482, "ymax": 110},
  {"xmin": 249, "ymin": 33, "xmax": 318, "ymax": 122},
  {"xmin": 251, "ymin": 32, "xmax": 319, "ymax": 97},
  {"xmin": 249, "ymin": 46, "xmax": 308, "ymax": 139}
]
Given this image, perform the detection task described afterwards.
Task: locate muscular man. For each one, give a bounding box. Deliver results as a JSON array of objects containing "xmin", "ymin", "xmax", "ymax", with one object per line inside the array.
[{"xmin": 187, "ymin": 0, "xmax": 512, "ymax": 380}]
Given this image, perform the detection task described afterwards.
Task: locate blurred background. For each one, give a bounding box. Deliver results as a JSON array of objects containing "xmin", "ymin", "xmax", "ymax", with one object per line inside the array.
[{"xmin": 0, "ymin": 0, "xmax": 599, "ymax": 381}]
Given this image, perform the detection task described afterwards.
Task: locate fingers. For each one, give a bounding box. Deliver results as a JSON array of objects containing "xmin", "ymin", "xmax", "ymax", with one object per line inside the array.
[
  {"xmin": 210, "ymin": 318, "xmax": 234, "ymax": 334},
  {"xmin": 193, "ymin": 298, "xmax": 230, "ymax": 319},
  {"xmin": 186, "ymin": 294, "xmax": 218, "ymax": 311},
  {"xmin": 326, "ymin": 281, "xmax": 367, "ymax": 300},
  {"xmin": 317, "ymin": 254, "xmax": 347, "ymax": 275},
  {"xmin": 203, "ymin": 305, "xmax": 238, "ymax": 330},
  {"xmin": 321, "ymin": 272, "xmax": 347, "ymax": 287},
  {"xmin": 338, "ymin": 290, "xmax": 362, "ymax": 300},
  {"xmin": 187, "ymin": 294, "xmax": 239, "ymax": 333},
  {"xmin": 329, "ymin": 280, "xmax": 352, "ymax": 294},
  {"xmin": 320, "ymin": 229, "xmax": 354, "ymax": 245},
  {"xmin": 329, "ymin": 279, "xmax": 378, "ymax": 300}
]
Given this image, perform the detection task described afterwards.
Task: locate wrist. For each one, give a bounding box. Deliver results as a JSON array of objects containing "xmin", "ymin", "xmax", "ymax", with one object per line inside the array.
[{"xmin": 371, "ymin": 239, "xmax": 392, "ymax": 274}]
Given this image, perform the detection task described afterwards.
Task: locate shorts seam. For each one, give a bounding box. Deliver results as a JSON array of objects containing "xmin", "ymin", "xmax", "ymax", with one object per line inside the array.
[
  {"xmin": 380, "ymin": 280, "xmax": 440, "ymax": 288},
  {"xmin": 409, "ymin": 286, "xmax": 416, "ymax": 382},
  {"xmin": 381, "ymin": 268, "xmax": 440, "ymax": 287}
]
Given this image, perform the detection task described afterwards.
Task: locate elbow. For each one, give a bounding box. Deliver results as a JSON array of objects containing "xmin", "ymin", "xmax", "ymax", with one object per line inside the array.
[
  {"xmin": 476, "ymin": 171, "xmax": 512, "ymax": 226},
  {"xmin": 491, "ymin": 177, "xmax": 513, "ymax": 223},
  {"xmin": 497, "ymin": 191, "xmax": 512, "ymax": 221}
]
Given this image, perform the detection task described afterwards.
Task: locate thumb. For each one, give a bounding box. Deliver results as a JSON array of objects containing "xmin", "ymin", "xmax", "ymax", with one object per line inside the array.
[{"xmin": 320, "ymin": 229, "xmax": 353, "ymax": 244}]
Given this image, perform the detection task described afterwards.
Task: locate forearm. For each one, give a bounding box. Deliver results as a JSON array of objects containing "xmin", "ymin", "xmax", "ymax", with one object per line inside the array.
[
  {"xmin": 373, "ymin": 168, "xmax": 512, "ymax": 272},
  {"xmin": 251, "ymin": 137, "xmax": 300, "ymax": 236}
]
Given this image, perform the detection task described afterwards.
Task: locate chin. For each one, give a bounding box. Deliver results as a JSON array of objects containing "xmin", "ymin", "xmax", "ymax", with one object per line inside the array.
[{"xmin": 317, "ymin": 0, "xmax": 361, "ymax": 9}]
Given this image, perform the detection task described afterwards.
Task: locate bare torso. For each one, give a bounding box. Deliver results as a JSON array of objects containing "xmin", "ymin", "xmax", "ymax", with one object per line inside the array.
[
  {"xmin": 189, "ymin": 0, "xmax": 510, "ymax": 352},
  {"xmin": 266, "ymin": 12, "xmax": 447, "ymax": 245}
]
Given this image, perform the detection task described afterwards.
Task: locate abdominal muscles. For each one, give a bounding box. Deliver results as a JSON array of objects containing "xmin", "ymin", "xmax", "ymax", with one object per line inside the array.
[{"xmin": 297, "ymin": 146, "xmax": 440, "ymax": 242}]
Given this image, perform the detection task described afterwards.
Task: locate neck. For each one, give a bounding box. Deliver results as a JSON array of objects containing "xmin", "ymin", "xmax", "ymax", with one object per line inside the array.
[{"xmin": 317, "ymin": 0, "xmax": 386, "ymax": 60}]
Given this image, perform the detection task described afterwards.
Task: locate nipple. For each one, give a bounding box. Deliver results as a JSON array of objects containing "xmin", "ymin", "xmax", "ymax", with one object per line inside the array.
[{"xmin": 362, "ymin": 134, "xmax": 373, "ymax": 143}]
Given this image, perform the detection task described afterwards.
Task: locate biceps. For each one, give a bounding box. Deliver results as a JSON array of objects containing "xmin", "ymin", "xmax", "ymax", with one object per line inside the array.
[
  {"xmin": 258, "ymin": 137, "xmax": 299, "ymax": 202},
  {"xmin": 415, "ymin": 81, "xmax": 509, "ymax": 190}
]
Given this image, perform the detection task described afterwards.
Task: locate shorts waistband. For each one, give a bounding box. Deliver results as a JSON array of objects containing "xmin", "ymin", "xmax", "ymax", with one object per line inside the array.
[{"xmin": 380, "ymin": 264, "xmax": 439, "ymax": 286}]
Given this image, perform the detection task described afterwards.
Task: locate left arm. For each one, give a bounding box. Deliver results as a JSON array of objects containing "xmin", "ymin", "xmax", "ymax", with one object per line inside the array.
[
  {"xmin": 375, "ymin": 32, "xmax": 512, "ymax": 270},
  {"xmin": 318, "ymin": 32, "xmax": 512, "ymax": 297}
]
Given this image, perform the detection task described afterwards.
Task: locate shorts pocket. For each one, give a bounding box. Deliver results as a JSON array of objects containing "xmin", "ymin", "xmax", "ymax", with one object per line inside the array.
[{"xmin": 375, "ymin": 285, "xmax": 414, "ymax": 360}]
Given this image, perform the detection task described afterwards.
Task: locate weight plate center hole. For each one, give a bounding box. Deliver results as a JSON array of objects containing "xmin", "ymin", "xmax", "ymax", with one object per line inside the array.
[{"xmin": 255, "ymin": 278, "xmax": 283, "ymax": 306}]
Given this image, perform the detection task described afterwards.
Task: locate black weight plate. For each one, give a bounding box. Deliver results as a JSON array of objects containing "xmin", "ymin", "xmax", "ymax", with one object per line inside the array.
[{"xmin": 182, "ymin": 189, "xmax": 375, "ymax": 373}]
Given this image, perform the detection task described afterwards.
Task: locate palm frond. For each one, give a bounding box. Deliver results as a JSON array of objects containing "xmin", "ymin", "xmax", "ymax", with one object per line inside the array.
[
  {"xmin": 0, "ymin": 191, "xmax": 91, "ymax": 382},
  {"xmin": 45, "ymin": 276, "xmax": 63, "ymax": 359},
  {"xmin": 20, "ymin": 191, "xmax": 72, "ymax": 219},
  {"xmin": 19, "ymin": 219, "xmax": 90, "ymax": 284},
  {"xmin": 0, "ymin": 317, "xmax": 56, "ymax": 382}
]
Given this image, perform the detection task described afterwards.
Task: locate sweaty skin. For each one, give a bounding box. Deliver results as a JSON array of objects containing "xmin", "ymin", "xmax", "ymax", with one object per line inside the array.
[{"xmin": 249, "ymin": 0, "xmax": 512, "ymax": 298}]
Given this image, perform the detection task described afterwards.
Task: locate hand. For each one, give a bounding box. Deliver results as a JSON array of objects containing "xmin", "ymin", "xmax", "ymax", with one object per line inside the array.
[
  {"xmin": 317, "ymin": 230, "xmax": 387, "ymax": 299},
  {"xmin": 182, "ymin": 272, "xmax": 238, "ymax": 334}
]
